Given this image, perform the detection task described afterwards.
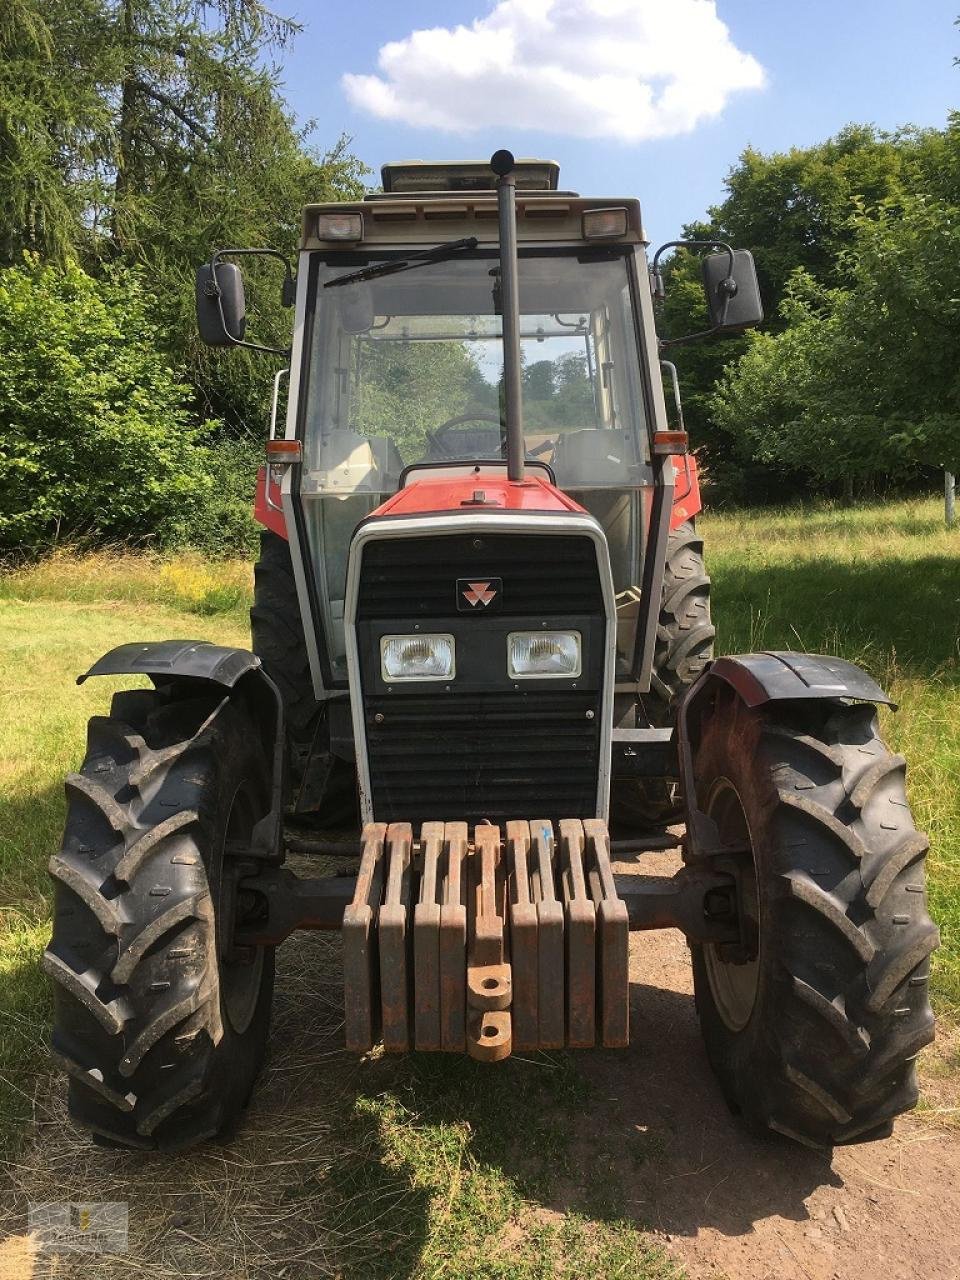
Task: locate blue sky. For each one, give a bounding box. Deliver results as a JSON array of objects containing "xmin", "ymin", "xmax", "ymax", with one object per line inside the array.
[{"xmin": 275, "ymin": 0, "xmax": 958, "ymax": 248}]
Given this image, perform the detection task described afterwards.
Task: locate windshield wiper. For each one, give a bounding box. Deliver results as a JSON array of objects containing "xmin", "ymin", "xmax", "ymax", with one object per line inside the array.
[{"xmin": 323, "ymin": 237, "xmax": 479, "ymax": 289}]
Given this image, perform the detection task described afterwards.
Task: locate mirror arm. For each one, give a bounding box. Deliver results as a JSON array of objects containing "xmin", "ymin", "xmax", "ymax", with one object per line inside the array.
[
  {"xmin": 658, "ymin": 324, "xmax": 722, "ymax": 351},
  {"xmin": 207, "ymin": 248, "xmax": 295, "ymax": 358}
]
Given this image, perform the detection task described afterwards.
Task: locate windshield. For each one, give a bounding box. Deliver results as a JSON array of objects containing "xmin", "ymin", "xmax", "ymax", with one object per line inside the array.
[{"xmin": 300, "ymin": 248, "xmax": 650, "ymax": 494}]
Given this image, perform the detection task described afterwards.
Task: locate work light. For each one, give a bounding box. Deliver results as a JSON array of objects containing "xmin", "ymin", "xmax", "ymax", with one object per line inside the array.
[
  {"xmin": 507, "ymin": 631, "xmax": 581, "ymax": 679},
  {"xmin": 582, "ymin": 207, "xmax": 628, "ymax": 239},
  {"xmin": 315, "ymin": 212, "xmax": 363, "ymax": 241},
  {"xmin": 380, "ymin": 634, "xmax": 455, "ymax": 682}
]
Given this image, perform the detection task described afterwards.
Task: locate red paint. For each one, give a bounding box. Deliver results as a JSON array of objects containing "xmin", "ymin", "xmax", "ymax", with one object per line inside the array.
[
  {"xmin": 371, "ymin": 473, "xmax": 588, "ymax": 518},
  {"xmin": 254, "ymin": 465, "xmax": 288, "ymax": 539},
  {"xmin": 669, "ymin": 453, "xmax": 702, "ymax": 529}
]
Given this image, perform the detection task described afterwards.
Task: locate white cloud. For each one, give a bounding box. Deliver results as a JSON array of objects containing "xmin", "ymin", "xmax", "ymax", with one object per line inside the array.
[{"xmin": 342, "ymin": 0, "xmax": 766, "ymax": 143}]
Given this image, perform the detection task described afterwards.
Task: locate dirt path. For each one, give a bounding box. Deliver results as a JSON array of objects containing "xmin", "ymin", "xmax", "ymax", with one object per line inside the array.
[{"xmin": 586, "ymin": 851, "xmax": 960, "ymax": 1280}]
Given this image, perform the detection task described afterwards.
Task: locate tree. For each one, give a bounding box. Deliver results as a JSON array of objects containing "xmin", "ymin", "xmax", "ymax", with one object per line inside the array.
[
  {"xmin": 658, "ymin": 124, "xmax": 944, "ymax": 496},
  {"xmin": 0, "ymin": 0, "xmax": 115, "ymax": 264},
  {"xmin": 351, "ymin": 340, "xmax": 490, "ymax": 463},
  {"xmin": 0, "ymin": 0, "xmax": 367, "ymax": 436},
  {"xmin": 710, "ymin": 189, "xmax": 960, "ymax": 491}
]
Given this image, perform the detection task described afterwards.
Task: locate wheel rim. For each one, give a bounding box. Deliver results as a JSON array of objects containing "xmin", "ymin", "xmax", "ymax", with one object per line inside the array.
[
  {"xmin": 218, "ymin": 784, "xmax": 264, "ymax": 1035},
  {"xmin": 702, "ymin": 778, "xmax": 761, "ymax": 1032}
]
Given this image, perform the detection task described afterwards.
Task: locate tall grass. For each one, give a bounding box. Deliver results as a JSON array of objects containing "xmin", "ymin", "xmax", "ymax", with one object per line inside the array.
[{"xmin": 0, "ymin": 547, "xmax": 252, "ymax": 618}]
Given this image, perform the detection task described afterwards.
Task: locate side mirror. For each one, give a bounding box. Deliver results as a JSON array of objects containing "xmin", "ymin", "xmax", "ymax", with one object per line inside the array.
[
  {"xmin": 702, "ymin": 249, "xmax": 763, "ymax": 330},
  {"xmin": 196, "ymin": 262, "xmax": 247, "ymax": 346}
]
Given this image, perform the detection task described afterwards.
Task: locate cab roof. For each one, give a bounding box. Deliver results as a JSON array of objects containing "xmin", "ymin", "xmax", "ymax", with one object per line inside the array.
[
  {"xmin": 301, "ymin": 157, "xmax": 645, "ymax": 250},
  {"xmin": 301, "ymin": 195, "xmax": 645, "ymax": 250}
]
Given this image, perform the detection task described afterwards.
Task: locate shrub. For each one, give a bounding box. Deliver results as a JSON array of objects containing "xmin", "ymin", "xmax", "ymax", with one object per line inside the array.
[
  {"xmin": 171, "ymin": 435, "xmax": 261, "ymax": 558},
  {"xmin": 0, "ymin": 257, "xmax": 216, "ymax": 554}
]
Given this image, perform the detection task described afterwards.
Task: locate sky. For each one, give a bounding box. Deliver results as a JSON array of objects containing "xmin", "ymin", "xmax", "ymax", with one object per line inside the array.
[{"xmin": 275, "ymin": 0, "xmax": 959, "ymax": 248}]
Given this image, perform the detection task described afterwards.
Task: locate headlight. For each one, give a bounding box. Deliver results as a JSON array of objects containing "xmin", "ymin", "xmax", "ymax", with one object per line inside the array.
[
  {"xmin": 507, "ymin": 631, "xmax": 581, "ymax": 679},
  {"xmin": 380, "ymin": 633, "xmax": 455, "ymax": 682}
]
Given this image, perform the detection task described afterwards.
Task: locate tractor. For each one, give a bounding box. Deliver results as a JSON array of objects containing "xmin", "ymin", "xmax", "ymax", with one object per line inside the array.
[{"xmin": 45, "ymin": 152, "xmax": 938, "ymax": 1152}]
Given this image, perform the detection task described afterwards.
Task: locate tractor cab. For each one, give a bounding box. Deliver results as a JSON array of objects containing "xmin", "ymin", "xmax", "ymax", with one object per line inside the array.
[{"xmin": 294, "ymin": 163, "xmax": 657, "ymax": 685}]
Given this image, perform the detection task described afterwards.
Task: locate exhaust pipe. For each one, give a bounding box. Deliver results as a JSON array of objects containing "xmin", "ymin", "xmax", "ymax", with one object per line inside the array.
[{"xmin": 492, "ymin": 150, "xmax": 525, "ymax": 482}]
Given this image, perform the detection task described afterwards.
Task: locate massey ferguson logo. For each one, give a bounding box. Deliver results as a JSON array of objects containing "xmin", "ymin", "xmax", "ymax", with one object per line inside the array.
[{"xmin": 457, "ymin": 577, "xmax": 502, "ymax": 611}]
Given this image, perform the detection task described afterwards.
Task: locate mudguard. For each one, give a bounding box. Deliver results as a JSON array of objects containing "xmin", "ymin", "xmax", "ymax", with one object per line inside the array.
[
  {"xmin": 78, "ymin": 638, "xmax": 263, "ymax": 687},
  {"xmin": 78, "ymin": 640, "xmax": 285, "ymax": 861},
  {"xmin": 702, "ymin": 651, "xmax": 894, "ymax": 709},
  {"xmin": 677, "ymin": 650, "xmax": 894, "ymax": 861}
]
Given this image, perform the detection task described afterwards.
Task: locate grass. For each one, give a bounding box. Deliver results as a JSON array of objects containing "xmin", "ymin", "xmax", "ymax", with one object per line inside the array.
[
  {"xmin": 0, "ymin": 497, "xmax": 957, "ymax": 1275},
  {"xmin": 705, "ymin": 497, "xmax": 960, "ymax": 1019}
]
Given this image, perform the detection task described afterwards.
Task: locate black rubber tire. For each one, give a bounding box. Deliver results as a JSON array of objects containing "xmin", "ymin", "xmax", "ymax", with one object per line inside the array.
[
  {"xmin": 44, "ymin": 686, "xmax": 275, "ymax": 1151},
  {"xmin": 251, "ymin": 530, "xmax": 356, "ymax": 824},
  {"xmin": 251, "ymin": 531, "xmax": 323, "ymax": 791},
  {"xmin": 642, "ymin": 519, "xmax": 715, "ymax": 726},
  {"xmin": 611, "ymin": 521, "xmax": 715, "ymax": 830},
  {"xmin": 689, "ymin": 692, "xmax": 938, "ymax": 1148}
]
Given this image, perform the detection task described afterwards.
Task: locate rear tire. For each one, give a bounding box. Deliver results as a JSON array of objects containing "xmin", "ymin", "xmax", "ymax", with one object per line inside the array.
[
  {"xmin": 44, "ymin": 686, "xmax": 274, "ymax": 1150},
  {"xmin": 642, "ymin": 519, "xmax": 715, "ymax": 726},
  {"xmin": 612, "ymin": 520, "xmax": 715, "ymax": 830},
  {"xmin": 690, "ymin": 692, "xmax": 938, "ymax": 1147},
  {"xmin": 251, "ymin": 530, "xmax": 356, "ymax": 824}
]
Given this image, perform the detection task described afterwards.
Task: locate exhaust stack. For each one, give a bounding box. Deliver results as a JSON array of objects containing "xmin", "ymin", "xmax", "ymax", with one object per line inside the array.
[{"xmin": 492, "ymin": 149, "xmax": 525, "ymax": 482}]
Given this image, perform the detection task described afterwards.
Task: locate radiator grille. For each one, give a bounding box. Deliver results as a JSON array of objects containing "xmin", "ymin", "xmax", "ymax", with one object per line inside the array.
[
  {"xmin": 357, "ymin": 531, "xmax": 603, "ymax": 620},
  {"xmin": 364, "ymin": 691, "xmax": 601, "ymax": 824},
  {"xmin": 356, "ymin": 527, "xmax": 607, "ymax": 824}
]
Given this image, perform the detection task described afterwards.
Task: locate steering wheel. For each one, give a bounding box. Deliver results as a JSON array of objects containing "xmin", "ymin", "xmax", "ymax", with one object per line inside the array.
[{"xmin": 425, "ymin": 412, "xmax": 503, "ymax": 459}]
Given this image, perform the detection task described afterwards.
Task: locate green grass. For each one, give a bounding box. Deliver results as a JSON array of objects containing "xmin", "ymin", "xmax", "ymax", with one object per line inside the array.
[{"xmin": 319, "ymin": 1056, "xmax": 680, "ymax": 1279}]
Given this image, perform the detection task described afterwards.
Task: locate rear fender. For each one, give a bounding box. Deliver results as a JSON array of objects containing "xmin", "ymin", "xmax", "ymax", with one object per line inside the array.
[
  {"xmin": 78, "ymin": 640, "xmax": 285, "ymax": 862},
  {"xmin": 254, "ymin": 464, "xmax": 287, "ymax": 539},
  {"xmin": 670, "ymin": 453, "xmax": 701, "ymax": 529},
  {"xmin": 676, "ymin": 651, "xmax": 894, "ymax": 859}
]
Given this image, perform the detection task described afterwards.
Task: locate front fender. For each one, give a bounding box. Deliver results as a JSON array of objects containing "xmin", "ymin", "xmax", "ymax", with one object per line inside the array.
[
  {"xmin": 78, "ymin": 640, "xmax": 285, "ymax": 862},
  {"xmin": 677, "ymin": 651, "xmax": 894, "ymax": 860},
  {"xmin": 701, "ymin": 651, "xmax": 895, "ymax": 710},
  {"xmin": 78, "ymin": 638, "xmax": 262, "ymax": 688}
]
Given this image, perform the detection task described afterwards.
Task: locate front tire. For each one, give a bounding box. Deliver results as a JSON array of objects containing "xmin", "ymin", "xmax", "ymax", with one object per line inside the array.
[
  {"xmin": 44, "ymin": 685, "xmax": 275, "ymax": 1150},
  {"xmin": 690, "ymin": 692, "xmax": 938, "ymax": 1147}
]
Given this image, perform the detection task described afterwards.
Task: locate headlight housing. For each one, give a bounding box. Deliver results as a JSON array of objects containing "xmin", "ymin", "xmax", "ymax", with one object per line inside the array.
[
  {"xmin": 507, "ymin": 630, "xmax": 581, "ymax": 679},
  {"xmin": 380, "ymin": 633, "xmax": 455, "ymax": 682}
]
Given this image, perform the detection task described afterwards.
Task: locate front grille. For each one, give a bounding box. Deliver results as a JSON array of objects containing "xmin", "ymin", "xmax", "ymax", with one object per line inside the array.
[
  {"xmin": 357, "ymin": 532, "xmax": 603, "ymax": 620},
  {"xmin": 355, "ymin": 526, "xmax": 607, "ymax": 824},
  {"xmin": 364, "ymin": 691, "xmax": 601, "ymax": 824}
]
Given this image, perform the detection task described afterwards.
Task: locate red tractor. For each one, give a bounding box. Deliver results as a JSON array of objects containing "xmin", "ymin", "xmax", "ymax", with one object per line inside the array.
[{"xmin": 45, "ymin": 152, "xmax": 937, "ymax": 1152}]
